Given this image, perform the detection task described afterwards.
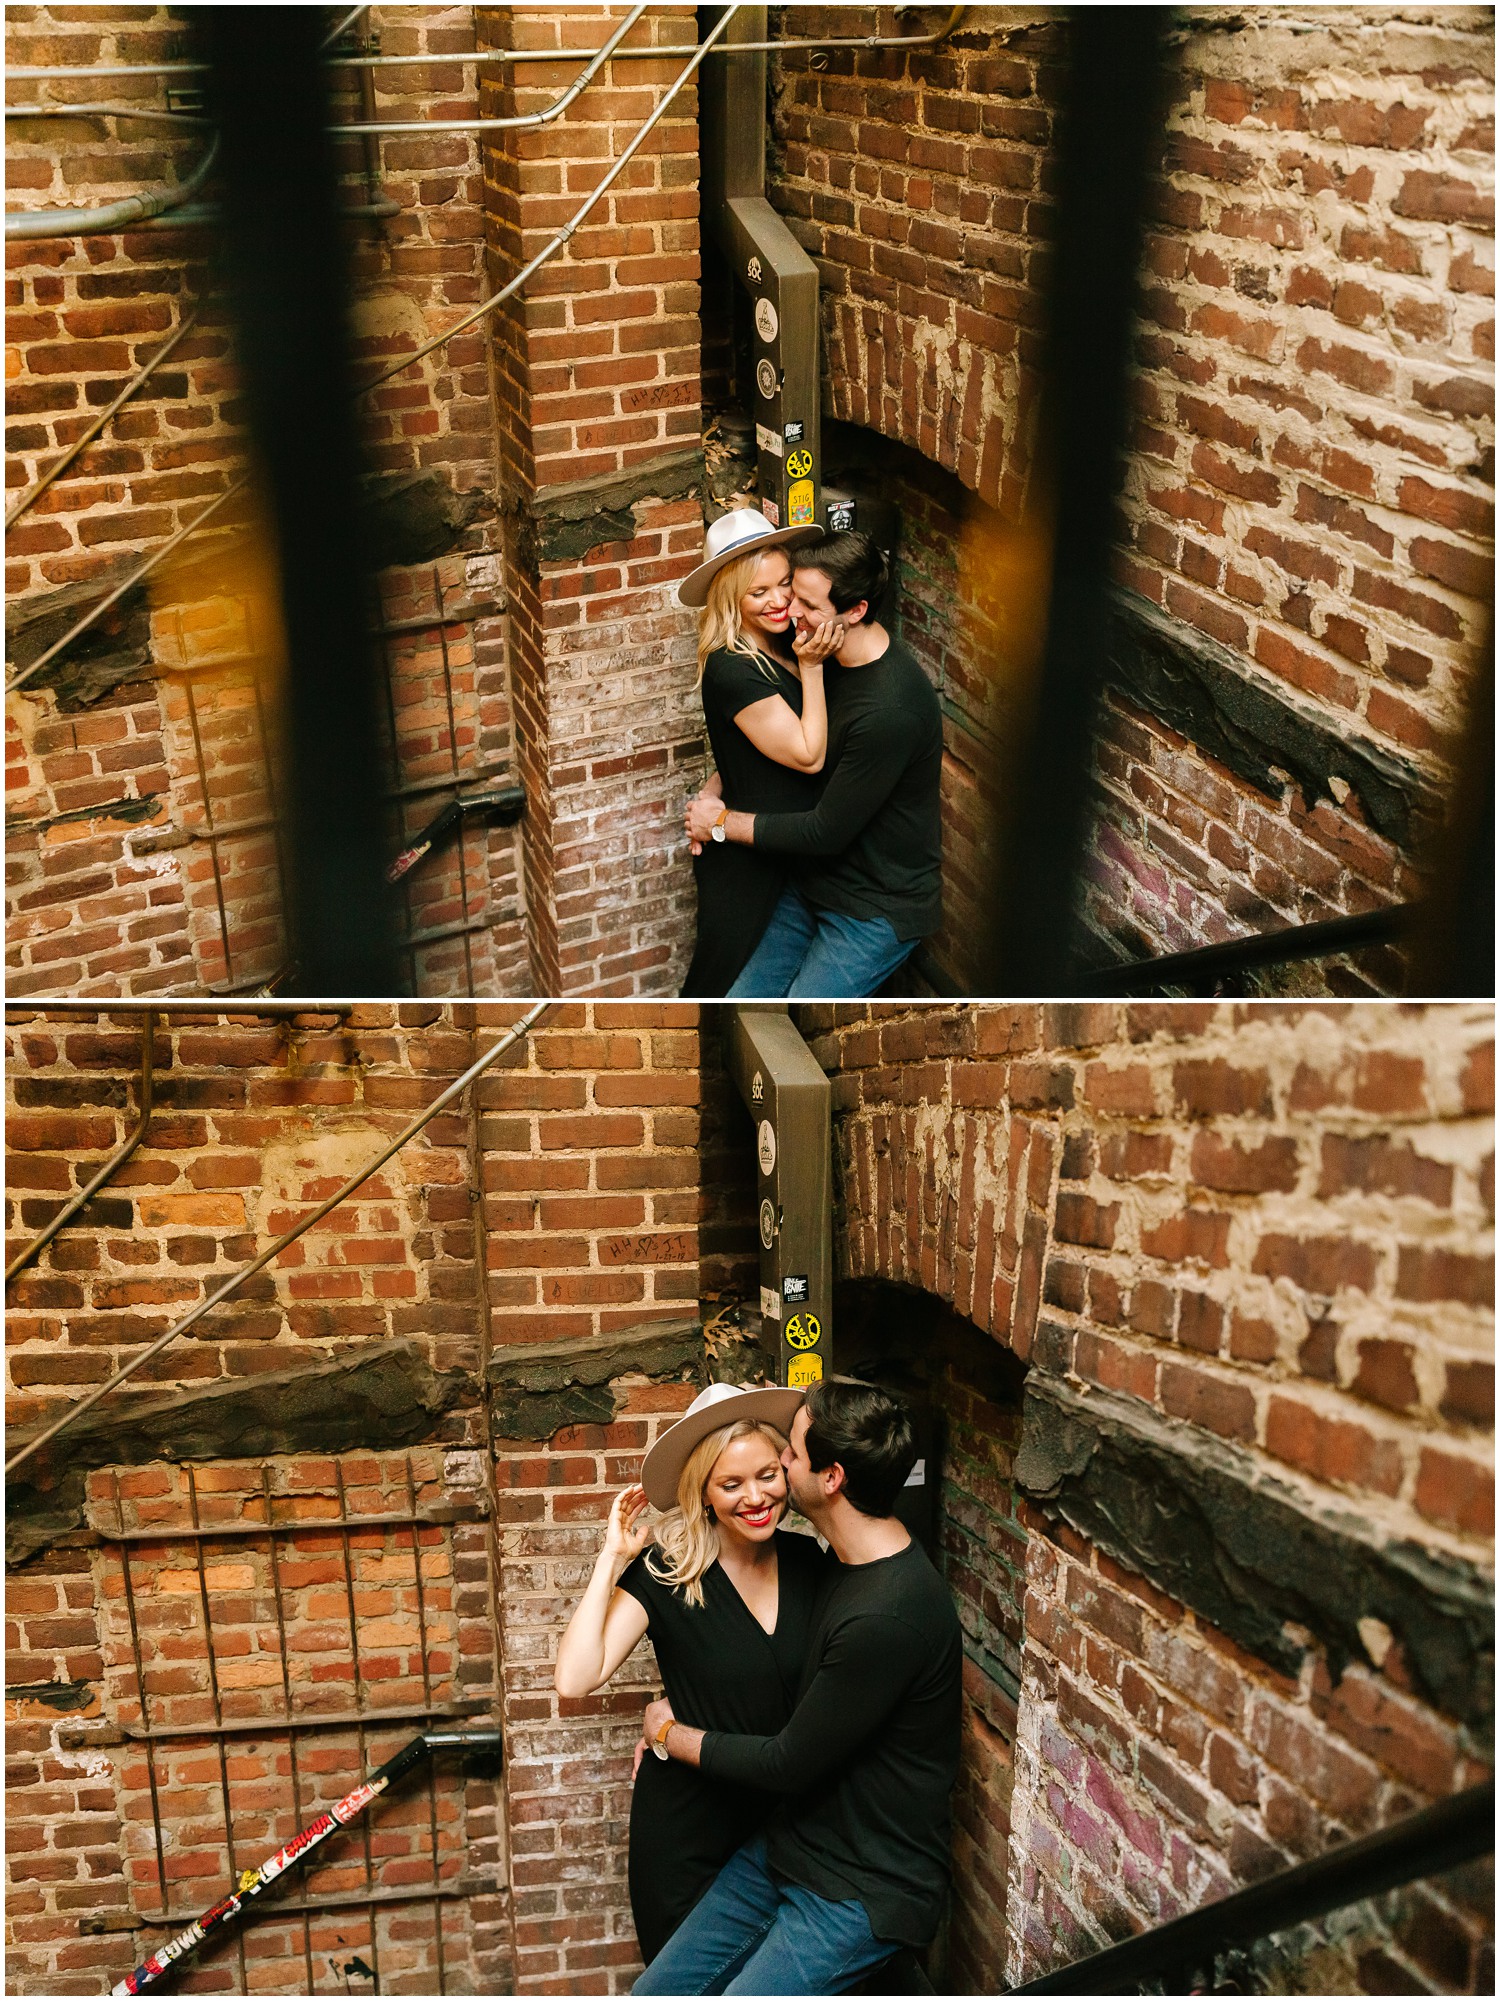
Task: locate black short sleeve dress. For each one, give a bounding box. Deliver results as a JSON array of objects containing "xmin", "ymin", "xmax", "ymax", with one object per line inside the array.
[
  {"xmin": 680, "ymin": 648, "xmax": 825, "ymax": 998},
  {"xmin": 616, "ymin": 1529, "xmax": 834, "ymax": 1961}
]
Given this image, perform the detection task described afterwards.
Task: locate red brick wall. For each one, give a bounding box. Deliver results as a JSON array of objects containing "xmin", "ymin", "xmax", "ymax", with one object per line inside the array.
[
  {"xmin": 1096, "ymin": 10, "xmax": 1494, "ymax": 969},
  {"xmin": 5, "ymin": 1001, "xmax": 709, "ymax": 1994},
  {"xmin": 771, "ymin": 11, "xmax": 1494, "ymax": 987},
  {"xmin": 480, "ymin": 5, "xmax": 707, "ymax": 996},
  {"xmin": 802, "ymin": 999, "xmax": 1494, "ymax": 1990},
  {"xmin": 6, "ymin": 5, "xmax": 527, "ymax": 997}
]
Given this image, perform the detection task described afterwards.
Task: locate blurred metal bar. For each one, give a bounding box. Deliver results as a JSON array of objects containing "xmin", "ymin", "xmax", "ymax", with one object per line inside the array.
[
  {"xmin": 5, "ymin": 1009, "xmax": 156, "ymax": 1284},
  {"xmin": 197, "ymin": 7, "xmax": 397, "ymax": 994},
  {"xmin": 983, "ymin": 7, "xmax": 1168, "ymax": 994},
  {"xmin": 1409, "ymin": 610, "xmax": 1493, "ymax": 996},
  {"xmin": 1075, "ymin": 904, "xmax": 1422, "ymax": 996}
]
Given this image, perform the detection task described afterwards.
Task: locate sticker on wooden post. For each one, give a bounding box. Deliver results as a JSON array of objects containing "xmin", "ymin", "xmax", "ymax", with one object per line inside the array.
[{"xmin": 788, "ymin": 1352, "xmax": 824, "ymax": 1387}]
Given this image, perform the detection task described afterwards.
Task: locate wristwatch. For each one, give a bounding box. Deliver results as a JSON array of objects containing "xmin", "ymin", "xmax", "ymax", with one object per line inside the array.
[
  {"xmin": 710, "ymin": 806, "xmax": 728, "ymax": 843},
  {"xmin": 650, "ymin": 1715, "xmax": 674, "ymax": 1761}
]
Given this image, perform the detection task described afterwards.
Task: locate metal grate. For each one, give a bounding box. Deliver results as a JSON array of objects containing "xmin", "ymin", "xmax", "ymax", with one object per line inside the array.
[{"xmin": 93, "ymin": 1451, "xmax": 492, "ymax": 1994}]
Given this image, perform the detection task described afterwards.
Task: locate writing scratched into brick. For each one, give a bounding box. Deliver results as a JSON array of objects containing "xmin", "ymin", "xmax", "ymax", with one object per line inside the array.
[{"xmin": 599, "ymin": 1232, "xmax": 693, "ymax": 1266}]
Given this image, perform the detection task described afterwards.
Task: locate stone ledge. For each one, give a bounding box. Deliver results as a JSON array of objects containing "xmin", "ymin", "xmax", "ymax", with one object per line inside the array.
[
  {"xmin": 1105, "ymin": 587, "xmax": 1443, "ymax": 852},
  {"xmin": 1016, "ymin": 1373, "xmax": 1494, "ymax": 1736},
  {"xmin": 488, "ymin": 1317, "xmax": 704, "ymax": 1439},
  {"xmin": 6, "ymin": 1339, "xmax": 473, "ymax": 1564}
]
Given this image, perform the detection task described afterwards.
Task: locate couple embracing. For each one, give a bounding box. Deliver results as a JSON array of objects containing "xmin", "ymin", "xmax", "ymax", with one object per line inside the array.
[
  {"xmin": 555, "ymin": 1377, "xmax": 962, "ymax": 1995},
  {"xmin": 677, "ymin": 511, "xmax": 944, "ymax": 1000}
]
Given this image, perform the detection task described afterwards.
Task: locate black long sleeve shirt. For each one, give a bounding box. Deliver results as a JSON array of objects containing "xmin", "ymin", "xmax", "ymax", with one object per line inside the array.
[
  {"xmin": 751, "ymin": 639, "xmax": 944, "ymax": 942},
  {"xmin": 698, "ymin": 1539, "xmax": 963, "ymax": 1947}
]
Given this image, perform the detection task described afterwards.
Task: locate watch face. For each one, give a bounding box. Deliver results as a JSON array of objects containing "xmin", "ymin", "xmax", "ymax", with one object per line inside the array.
[{"xmin": 712, "ymin": 822, "xmax": 727, "ymax": 841}]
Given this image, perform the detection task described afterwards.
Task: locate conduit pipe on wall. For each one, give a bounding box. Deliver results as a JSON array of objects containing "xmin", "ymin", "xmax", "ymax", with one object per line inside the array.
[
  {"xmin": 0, "ymin": 6, "xmax": 645, "ymax": 237},
  {"xmin": 5, "ymin": 307, "xmax": 202, "ymax": 530},
  {"xmin": 4, "ymin": 1000, "xmax": 550, "ymax": 1479},
  {"xmin": 4, "ymin": 132, "xmax": 219, "ymax": 240},
  {"xmin": 5, "ymin": 1009, "xmax": 157, "ymax": 1287},
  {"xmin": 8, "ymin": 8, "xmax": 966, "ymax": 82},
  {"xmin": 5, "ymin": 1, "xmax": 745, "ymax": 699}
]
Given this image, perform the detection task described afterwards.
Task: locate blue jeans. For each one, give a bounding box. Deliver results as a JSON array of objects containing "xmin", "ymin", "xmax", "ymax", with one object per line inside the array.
[
  {"xmin": 633, "ymin": 1836, "xmax": 892, "ymax": 1996},
  {"xmin": 728, "ymin": 888, "xmax": 918, "ymax": 999}
]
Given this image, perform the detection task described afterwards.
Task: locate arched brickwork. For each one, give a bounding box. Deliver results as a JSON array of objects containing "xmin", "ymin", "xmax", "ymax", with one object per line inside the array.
[{"xmin": 803, "ymin": 1000, "xmax": 1493, "ymax": 1991}]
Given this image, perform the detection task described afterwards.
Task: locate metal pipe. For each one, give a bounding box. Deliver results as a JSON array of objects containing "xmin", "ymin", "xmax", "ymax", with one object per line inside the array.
[
  {"xmin": 1075, "ymin": 902, "xmax": 1422, "ymax": 996},
  {"xmin": 6, "ymin": 11, "xmax": 965, "ymax": 82},
  {"xmin": 5, "ymin": 1002, "xmax": 548, "ymax": 1478},
  {"xmin": 361, "ymin": 2, "xmax": 743, "ymax": 399},
  {"xmin": 5, "ymin": 132, "xmax": 219, "ymax": 240},
  {"xmin": 326, "ymin": 0, "xmax": 650, "ymax": 136},
  {"xmin": 3, "ymin": 999, "xmax": 353, "ymax": 1015},
  {"xmin": 5, "ymin": 308, "xmax": 201, "ymax": 530},
  {"xmin": 5, "ymin": 1009, "xmax": 156, "ymax": 1286},
  {"xmin": 3, "ymin": 102, "xmax": 212, "ymax": 124},
  {"xmin": 5, "ymin": 472, "xmax": 249, "ymax": 697},
  {"xmin": 4, "ymin": 8, "xmax": 738, "ymax": 694}
]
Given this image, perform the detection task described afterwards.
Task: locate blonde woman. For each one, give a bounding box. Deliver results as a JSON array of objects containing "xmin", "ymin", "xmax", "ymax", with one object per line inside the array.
[
  {"xmin": 554, "ymin": 1383, "xmax": 833, "ymax": 1965},
  {"xmin": 675, "ymin": 510, "xmax": 845, "ymax": 996}
]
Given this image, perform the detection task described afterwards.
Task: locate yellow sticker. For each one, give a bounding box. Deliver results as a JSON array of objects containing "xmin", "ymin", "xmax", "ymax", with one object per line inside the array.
[
  {"xmin": 786, "ymin": 448, "xmax": 813, "ymax": 479},
  {"xmin": 788, "ymin": 1351, "xmax": 824, "ymax": 1387},
  {"xmin": 787, "ymin": 479, "xmax": 815, "ymax": 525},
  {"xmin": 784, "ymin": 1312, "xmax": 821, "ymax": 1351}
]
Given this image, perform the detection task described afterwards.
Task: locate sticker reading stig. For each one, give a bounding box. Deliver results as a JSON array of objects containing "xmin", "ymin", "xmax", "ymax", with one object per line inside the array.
[
  {"xmin": 789, "ymin": 1352, "xmax": 824, "ymax": 1387},
  {"xmin": 784, "ymin": 1312, "xmax": 821, "ymax": 1351}
]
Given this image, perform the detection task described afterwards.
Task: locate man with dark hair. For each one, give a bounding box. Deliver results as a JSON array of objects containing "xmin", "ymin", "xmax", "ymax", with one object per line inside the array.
[
  {"xmin": 684, "ymin": 531, "xmax": 943, "ymax": 999},
  {"xmin": 633, "ymin": 1378, "xmax": 962, "ymax": 1996}
]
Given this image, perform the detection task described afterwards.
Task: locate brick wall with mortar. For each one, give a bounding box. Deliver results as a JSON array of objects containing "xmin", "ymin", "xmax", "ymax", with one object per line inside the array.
[
  {"xmin": 479, "ymin": 4, "xmax": 707, "ymax": 997},
  {"xmin": 800, "ymin": 998, "xmax": 1494, "ymax": 1989},
  {"xmin": 5, "ymin": 5, "xmax": 527, "ymax": 998},
  {"xmin": 4, "ymin": 1000, "xmax": 708, "ymax": 1994},
  {"xmin": 771, "ymin": 8, "xmax": 1494, "ymax": 987}
]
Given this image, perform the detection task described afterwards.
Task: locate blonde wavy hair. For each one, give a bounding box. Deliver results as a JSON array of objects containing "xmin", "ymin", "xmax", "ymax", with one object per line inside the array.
[
  {"xmin": 696, "ymin": 547, "xmax": 792, "ymax": 686},
  {"xmin": 646, "ymin": 1418, "xmax": 790, "ymax": 1608}
]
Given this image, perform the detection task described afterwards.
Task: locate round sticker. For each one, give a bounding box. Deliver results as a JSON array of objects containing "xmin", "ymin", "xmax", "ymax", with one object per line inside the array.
[
  {"xmin": 784, "ymin": 1312, "xmax": 822, "ymax": 1351},
  {"xmin": 786, "ymin": 447, "xmax": 813, "ymax": 479},
  {"xmin": 756, "ymin": 358, "xmax": 778, "ymax": 400},
  {"xmin": 759, "ymin": 1198, "xmax": 776, "ymax": 1249},
  {"xmin": 757, "ymin": 1119, "xmax": 776, "ymax": 1176},
  {"xmin": 754, "ymin": 297, "xmax": 779, "ymax": 343}
]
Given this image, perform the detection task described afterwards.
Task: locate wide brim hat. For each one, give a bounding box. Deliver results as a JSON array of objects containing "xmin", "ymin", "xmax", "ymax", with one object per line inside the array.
[
  {"xmin": 639, "ymin": 1381, "xmax": 805, "ymax": 1511},
  {"xmin": 675, "ymin": 507, "xmax": 825, "ymax": 610}
]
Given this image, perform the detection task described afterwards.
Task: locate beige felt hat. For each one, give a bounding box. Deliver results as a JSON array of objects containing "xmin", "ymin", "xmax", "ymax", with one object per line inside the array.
[
  {"xmin": 639, "ymin": 1381, "xmax": 805, "ymax": 1511},
  {"xmin": 675, "ymin": 507, "xmax": 825, "ymax": 610}
]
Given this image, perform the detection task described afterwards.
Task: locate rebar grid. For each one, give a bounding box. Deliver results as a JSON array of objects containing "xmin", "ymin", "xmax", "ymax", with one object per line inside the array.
[{"xmin": 100, "ymin": 1456, "xmax": 484, "ymax": 1993}]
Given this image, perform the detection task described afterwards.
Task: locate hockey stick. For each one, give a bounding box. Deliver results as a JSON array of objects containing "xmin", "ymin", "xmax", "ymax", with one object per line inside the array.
[
  {"xmin": 385, "ymin": 784, "xmax": 525, "ymax": 884},
  {"xmin": 112, "ymin": 1728, "xmax": 500, "ymax": 1995}
]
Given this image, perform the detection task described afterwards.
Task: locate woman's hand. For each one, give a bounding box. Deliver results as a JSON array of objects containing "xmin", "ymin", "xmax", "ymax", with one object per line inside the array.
[
  {"xmin": 604, "ymin": 1484, "xmax": 653, "ymax": 1565},
  {"xmin": 792, "ymin": 616, "xmax": 844, "ymax": 668}
]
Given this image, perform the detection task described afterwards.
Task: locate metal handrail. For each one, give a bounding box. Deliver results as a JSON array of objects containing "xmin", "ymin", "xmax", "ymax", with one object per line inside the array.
[
  {"xmin": 5, "ymin": 1001, "xmax": 549, "ymax": 1478},
  {"xmin": 1077, "ymin": 903, "xmax": 1420, "ymax": 995},
  {"xmin": 1011, "ymin": 1777, "xmax": 1494, "ymax": 1993},
  {"xmin": 6, "ymin": 1009, "xmax": 156, "ymax": 1285}
]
